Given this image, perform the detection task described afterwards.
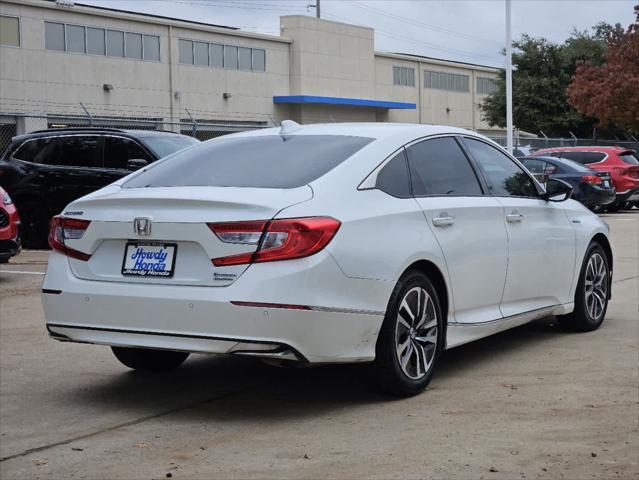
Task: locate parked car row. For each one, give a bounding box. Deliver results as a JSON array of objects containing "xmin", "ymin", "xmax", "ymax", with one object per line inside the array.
[
  {"xmin": 530, "ymin": 146, "xmax": 639, "ymax": 211},
  {"xmin": 0, "ymin": 128, "xmax": 199, "ymax": 248}
]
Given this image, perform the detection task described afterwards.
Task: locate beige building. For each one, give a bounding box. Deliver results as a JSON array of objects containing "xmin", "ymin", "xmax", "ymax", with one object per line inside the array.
[{"xmin": 0, "ymin": 0, "xmax": 500, "ymax": 138}]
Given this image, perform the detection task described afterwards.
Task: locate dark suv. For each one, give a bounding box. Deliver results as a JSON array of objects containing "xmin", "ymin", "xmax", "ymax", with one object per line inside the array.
[{"xmin": 0, "ymin": 128, "xmax": 199, "ymax": 247}]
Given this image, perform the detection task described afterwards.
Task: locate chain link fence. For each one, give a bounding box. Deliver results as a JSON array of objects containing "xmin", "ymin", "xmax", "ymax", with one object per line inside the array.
[
  {"xmin": 1, "ymin": 112, "xmax": 637, "ymax": 155},
  {"xmin": 0, "ymin": 113, "xmax": 270, "ymax": 153}
]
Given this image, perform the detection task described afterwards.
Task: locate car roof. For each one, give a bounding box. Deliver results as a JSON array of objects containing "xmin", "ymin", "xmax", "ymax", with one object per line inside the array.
[
  {"xmin": 231, "ymin": 122, "xmax": 481, "ymax": 143},
  {"xmin": 535, "ymin": 146, "xmax": 628, "ymax": 153},
  {"xmin": 10, "ymin": 128, "xmax": 187, "ymax": 143}
]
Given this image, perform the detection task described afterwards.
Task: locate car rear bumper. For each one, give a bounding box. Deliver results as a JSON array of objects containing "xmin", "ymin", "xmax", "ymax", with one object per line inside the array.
[
  {"xmin": 615, "ymin": 188, "xmax": 639, "ymax": 203},
  {"xmin": 42, "ymin": 251, "xmax": 390, "ymax": 364},
  {"xmin": 578, "ymin": 186, "xmax": 616, "ymax": 207}
]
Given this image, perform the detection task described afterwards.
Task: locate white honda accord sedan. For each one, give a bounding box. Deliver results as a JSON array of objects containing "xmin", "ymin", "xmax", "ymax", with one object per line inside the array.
[{"xmin": 42, "ymin": 122, "xmax": 613, "ymax": 396}]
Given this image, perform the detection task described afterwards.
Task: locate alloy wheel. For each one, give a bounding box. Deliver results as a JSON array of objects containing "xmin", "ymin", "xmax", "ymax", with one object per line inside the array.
[
  {"xmin": 584, "ymin": 252, "xmax": 607, "ymax": 321},
  {"xmin": 395, "ymin": 286, "xmax": 438, "ymax": 380}
]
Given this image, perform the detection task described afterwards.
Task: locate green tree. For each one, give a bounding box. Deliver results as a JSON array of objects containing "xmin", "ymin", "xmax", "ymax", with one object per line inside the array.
[{"xmin": 481, "ymin": 28, "xmax": 611, "ymax": 137}]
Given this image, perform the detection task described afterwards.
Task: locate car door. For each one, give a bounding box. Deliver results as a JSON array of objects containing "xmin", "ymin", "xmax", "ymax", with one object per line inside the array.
[
  {"xmin": 462, "ymin": 137, "xmax": 576, "ymax": 317},
  {"xmin": 102, "ymin": 136, "xmax": 155, "ymax": 184},
  {"xmin": 407, "ymin": 136, "xmax": 509, "ymax": 324}
]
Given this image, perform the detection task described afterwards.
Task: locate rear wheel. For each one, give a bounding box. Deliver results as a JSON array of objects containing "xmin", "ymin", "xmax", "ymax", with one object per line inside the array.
[
  {"xmin": 558, "ymin": 243, "xmax": 609, "ymax": 332},
  {"xmin": 111, "ymin": 347, "xmax": 189, "ymax": 372},
  {"xmin": 374, "ymin": 271, "xmax": 444, "ymax": 397},
  {"xmin": 18, "ymin": 200, "xmax": 50, "ymax": 249}
]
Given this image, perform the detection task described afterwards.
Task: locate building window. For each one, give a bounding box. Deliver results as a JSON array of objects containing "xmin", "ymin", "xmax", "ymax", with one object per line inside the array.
[
  {"xmin": 424, "ymin": 70, "xmax": 469, "ymax": 92},
  {"xmin": 0, "ymin": 15, "xmax": 20, "ymax": 47},
  {"xmin": 210, "ymin": 43, "xmax": 223, "ymax": 68},
  {"xmin": 178, "ymin": 38, "xmax": 266, "ymax": 72},
  {"xmin": 194, "ymin": 41, "xmax": 209, "ymax": 66},
  {"xmin": 252, "ymin": 48, "xmax": 265, "ymax": 72},
  {"xmin": 393, "ymin": 66, "xmax": 415, "ymax": 87},
  {"xmin": 87, "ymin": 27, "xmax": 106, "ymax": 55},
  {"xmin": 45, "ymin": 21, "xmax": 65, "ymax": 51},
  {"xmin": 143, "ymin": 34, "xmax": 160, "ymax": 61},
  {"xmin": 107, "ymin": 30, "xmax": 124, "ymax": 57},
  {"xmin": 477, "ymin": 76, "xmax": 498, "ymax": 95},
  {"xmin": 224, "ymin": 45, "xmax": 238, "ymax": 69},
  {"xmin": 66, "ymin": 25, "xmax": 86, "ymax": 53},
  {"xmin": 125, "ymin": 32, "xmax": 142, "ymax": 59},
  {"xmin": 45, "ymin": 20, "xmax": 159, "ymax": 62}
]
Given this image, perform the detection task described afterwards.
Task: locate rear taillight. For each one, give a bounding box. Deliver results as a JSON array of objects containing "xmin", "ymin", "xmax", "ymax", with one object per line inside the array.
[
  {"xmin": 582, "ymin": 175, "xmax": 602, "ymax": 185},
  {"xmin": 209, "ymin": 217, "xmax": 341, "ymax": 266},
  {"xmin": 48, "ymin": 216, "xmax": 91, "ymax": 261}
]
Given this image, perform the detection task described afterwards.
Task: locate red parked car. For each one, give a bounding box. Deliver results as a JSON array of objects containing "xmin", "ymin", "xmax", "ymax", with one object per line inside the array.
[
  {"xmin": 0, "ymin": 186, "xmax": 21, "ymax": 263},
  {"xmin": 533, "ymin": 146, "xmax": 639, "ymax": 210}
]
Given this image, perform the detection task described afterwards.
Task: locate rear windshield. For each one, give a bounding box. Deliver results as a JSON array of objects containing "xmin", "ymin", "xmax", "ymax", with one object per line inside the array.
[
  {"xmin": 619, "ymin": 152, "xmax": 639, "ymax": 165},
  {"xmin": 140, "ymin": 135, "xmax": 200, "ymax": 158},
  {"xmin": 124, "ymin": 134, "xmax": 374, "ymax": 189},
  {"xmin": 557, "ymin": 151, "xmax": 606, "ymax": 164}
]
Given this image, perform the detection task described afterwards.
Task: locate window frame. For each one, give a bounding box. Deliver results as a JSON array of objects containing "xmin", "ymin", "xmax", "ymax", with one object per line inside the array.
[
  {"xmin": 0, "ymin": 15, "xmax": 21, "ymax": 48},
  {"xmin": 459, "ymin": 135, "xmax": 544, "ymax": 199}
]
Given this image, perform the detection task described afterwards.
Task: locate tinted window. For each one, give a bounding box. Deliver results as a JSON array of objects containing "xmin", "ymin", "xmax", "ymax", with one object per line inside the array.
[
  {"xmin": 87, "ymin": 27, "xmax": 105, "ymax": 55},
  {"xmin": 464, "ymin": 138, "xmax": 537, "ymax": 197},
  {"xmin": 521, "ymin": 159, "xmax": 546, "ymax": 174},
  {"xmin": 140, "ymin": 136, "xmax": 199, "ymax": 158},
  {"xmin": 45, "ymin": 22, "xmax": 65, "ymax": 51},
  {"xmin": 406, "ymin": 137, "xmax": 482, "ymax": 196},
  {"xmin": 57, "ymin": 136, "xmax": 102, "ymax": 167},
  {"xmin": 559, "ymin": 151, "xmax": 606, "ymax": 164},
  {"xmin": 124, "ymin": 135, "xmax": 373, "ymax": 189},
  {"xmin": 619, "ymin": 152, "xmax": 639, "ymax": 165},
  {"xmin": 104, "ymin": 137, "xmax": 151, "ymax": 169},
  {"xmin": 66, "ymin": 25, "xmax": 85, "ymax": 53},
  {"xmin": 106, "ymin": 30, "xmax": 124, "ymax": 57},
  {"xmin": 376, "ymin": 151, "xmax": 411, "ymax": 198},
  {"xmin": 13, "ymin": 138, "xmax": 59, "ymax": 164}
]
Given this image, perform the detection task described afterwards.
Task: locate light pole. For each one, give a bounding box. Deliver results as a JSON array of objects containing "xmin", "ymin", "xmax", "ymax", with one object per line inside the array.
[{"xmin": 505, "ymin": 0, "xmax": 513, "ymax": 153}]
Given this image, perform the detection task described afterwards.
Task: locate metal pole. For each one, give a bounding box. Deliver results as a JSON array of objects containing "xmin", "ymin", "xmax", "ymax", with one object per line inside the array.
[
  {"xmin": 317, "ymin": 0, "xmax": 320, "ymax": 18},
  {"xmin": 505, "ymin": 0, "xmax": 513, "ymax": 154}
]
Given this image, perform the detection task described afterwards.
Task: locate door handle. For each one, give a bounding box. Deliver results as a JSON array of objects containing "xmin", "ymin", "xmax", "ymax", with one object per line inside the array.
[
  {"xmin": 506, "ymin": 212, "xmax": 524, "ymax": 223},
  {"xmin": 432, "ymin": 214, "xmax": 455, "ymax": 227}
]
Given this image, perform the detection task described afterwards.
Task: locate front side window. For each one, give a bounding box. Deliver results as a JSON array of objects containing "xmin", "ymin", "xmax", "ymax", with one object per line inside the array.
[
  {"xmin": 375, "ymin": 151, "xmax": 411, "ymax": 198},
  {"xmin": 406, "ymin": 137, "xmax": 483, "ymax": 196},
  {"xmin": 124, "ymin": 135, "xmax": 374, "ymax": 189},
  {"xmin": 103, "ymin": 137, "xmax": 151, "ymax": 169},
  {"xmin": 0, "ymin": 16, "xmax": 20, "ymax": 47},
  {"xmin": 464, "ymin": 138, "xmax": 538, "ymax": 197}
]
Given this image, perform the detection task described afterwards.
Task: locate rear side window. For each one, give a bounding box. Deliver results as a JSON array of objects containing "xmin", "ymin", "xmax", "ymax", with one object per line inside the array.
[
  {"xmin": 124, "ymin": 135, "xmax": 374, "ymax": 189},
  {"xmin": 406, "ymin": 137, "xmax": 482, "ymax": 196},
  {"xmin": 559, "ymin": 151, "xmax": 606, "ymax": 164},
  {"xmin": 521, "ymin": 159, "xmax": 546, "ymax": 174},
  {"xmin": 464, "ymin": 138, "xmax": 538, "ymax": 197},
  {"xmin": 104, "ymin": 137, "xmax": 152, "ymax": 169},
  {"xmin": 375, "ymin": 151, "xmax": 411, "ymax": 198},
  {"xmin": 56, "ymin": 136, "xmax": 102, "ymax": 167},
  {"xmin": 619, "ymin": 152, "xmax": 639, "ymax": 165}
]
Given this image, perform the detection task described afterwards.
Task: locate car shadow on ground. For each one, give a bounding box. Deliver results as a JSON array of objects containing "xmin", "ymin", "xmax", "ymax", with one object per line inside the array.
[{"xmin": 58, "ymin": 316, "xmax": 573, "ymax": 422}]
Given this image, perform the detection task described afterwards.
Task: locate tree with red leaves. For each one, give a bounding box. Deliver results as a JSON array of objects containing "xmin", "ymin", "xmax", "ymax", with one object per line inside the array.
[{"xmin": 567, "ymin": 5, "xmax": 639, "ymax": 133}]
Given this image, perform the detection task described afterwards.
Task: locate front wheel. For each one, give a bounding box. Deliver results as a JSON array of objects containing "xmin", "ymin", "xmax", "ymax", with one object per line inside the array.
[
  {"xmin": 112, "ymin": 347, "xmax": 189, "ymax": 372},
  {"xmin": 374, "ymin": 271, "xmax": 444, "ymax": 397},
  {"xmin": 558, "ymin": 243, "xmax": 610, "ymax": 332}
]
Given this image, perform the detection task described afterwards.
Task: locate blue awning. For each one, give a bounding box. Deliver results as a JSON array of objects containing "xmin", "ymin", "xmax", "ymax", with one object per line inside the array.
[{"xmin": 273, "ymin": 95, "xmax": 415, "ymax": 110}]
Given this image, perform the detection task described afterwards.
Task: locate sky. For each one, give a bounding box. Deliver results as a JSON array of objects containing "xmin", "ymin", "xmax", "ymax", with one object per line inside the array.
[{"xmin": 78, "ymin": 0, "xmax": 637, "ymax": 67}]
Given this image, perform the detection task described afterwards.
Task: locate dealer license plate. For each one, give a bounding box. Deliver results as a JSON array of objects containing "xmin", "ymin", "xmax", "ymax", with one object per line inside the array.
[{"xmin": 122, "ymin": 242, "xmax": 177, "ymax": 277}]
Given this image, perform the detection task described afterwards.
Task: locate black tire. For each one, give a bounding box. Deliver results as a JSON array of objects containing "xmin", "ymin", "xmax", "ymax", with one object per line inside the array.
[
  {"xmin": 18, "ymin": 200, "xmax": 50, "ymax": 249},
  {"xmin": 374, "ymin": 271, "xmax": 444, "ymax": 397},
  {"xmin": 605, "ymin": 203, "xmax": 621, "ymax": 213},
  {"xmin": 558, "ymin": 243, "xmax": 610, "ymax": 332},
  {"xmin": 111, "ymin": 346, "xmax": 189, "ymax": 372}
]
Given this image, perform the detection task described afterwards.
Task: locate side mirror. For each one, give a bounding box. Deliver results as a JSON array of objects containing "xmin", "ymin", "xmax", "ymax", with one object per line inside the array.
[
  {"xmin": 127, "ymin": 158, "xmax": 148, "ymax": 171},
  {"xmin": 543, "ymin": 178, "xmax": 573, "ymax": 202}
]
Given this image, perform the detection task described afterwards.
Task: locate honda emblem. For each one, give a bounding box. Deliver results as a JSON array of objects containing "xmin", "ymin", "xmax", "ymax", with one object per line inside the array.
[{"xmin": 133, "ymin": 217, "xmax": 152, "ymax": 236}]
